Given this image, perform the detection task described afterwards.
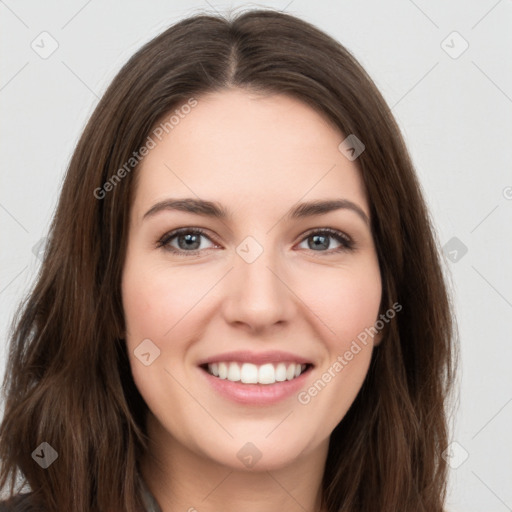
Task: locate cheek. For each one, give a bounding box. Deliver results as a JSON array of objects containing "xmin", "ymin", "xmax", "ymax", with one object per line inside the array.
[
  {"xmin": 122, "ymin": 258, "xmax": 199, "ymax": 341},
  {"xmin": 121, "ymin": 258, "xmax": 194, "ymax": 417},
  {"xmin": 121, "ymin": 257, "xmax": 213, "ymax": 400},
  {"xmin": 293, "ymin": 265, "xmax": 381, "ymax": 428},
  {"xmin": 299, "ymin": 261, "xmax": 382, "ymax": 345}
]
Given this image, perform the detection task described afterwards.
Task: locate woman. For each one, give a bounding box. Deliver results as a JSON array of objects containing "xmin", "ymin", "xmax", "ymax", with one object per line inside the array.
[{"xmin": 0, "ymin": 8, "xmax": 457, "ymax": 512}]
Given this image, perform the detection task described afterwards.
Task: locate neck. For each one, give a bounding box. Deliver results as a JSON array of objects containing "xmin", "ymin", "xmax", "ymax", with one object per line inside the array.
[{"xmin": 139, "ymin": 413, "xmax": 329, "ymax": 512}]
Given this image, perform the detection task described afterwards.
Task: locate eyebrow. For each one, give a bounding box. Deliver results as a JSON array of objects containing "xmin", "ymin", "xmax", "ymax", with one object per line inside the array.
[{"xmin": 143, "ymin": 197, "xmax": 369, "ymax": 225}]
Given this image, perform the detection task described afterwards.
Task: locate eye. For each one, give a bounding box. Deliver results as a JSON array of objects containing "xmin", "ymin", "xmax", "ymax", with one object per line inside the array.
[
  {"xmin": 156, "ymin": 228, "xmax": 217, "ymax": 255},
  {"xmin": 297, "ymin": 228, "xmax": 354, "ymax": 254},
  {"xmin": 156, "ymin": 227, "xmax": 355, "ymax": 256}
]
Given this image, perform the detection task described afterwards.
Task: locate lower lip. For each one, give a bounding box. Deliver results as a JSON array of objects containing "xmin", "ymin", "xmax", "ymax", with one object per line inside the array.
[{"xmin": 199, "ymin": 366, "xmax": 313, "ymax": 405}]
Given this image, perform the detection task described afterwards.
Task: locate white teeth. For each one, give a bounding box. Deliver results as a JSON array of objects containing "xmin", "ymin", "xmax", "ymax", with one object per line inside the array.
[
  {"xmin": 206, "ymin": 362, "xmax": 308, "ymax": 385},
  {"xmin": 240, "ymin": 363, "xmax": 258, "ymax": 384},
  {"xmin": 227, "ymin": 362, "xmax": 240, "ymax": 382},
  {"xmin": 275, "ymin": 363, "xmax": 287, "ymax": 382},
  {"xmin": 258, "ymin": 363, "xmax": 275, "ymax": 384},
  {"xmin": 218, "ymin": 362, "xmax": 228, "ymax": 379}
]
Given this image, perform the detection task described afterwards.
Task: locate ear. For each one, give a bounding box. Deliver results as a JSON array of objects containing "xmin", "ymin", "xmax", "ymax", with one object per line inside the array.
[
  {"xmin": 373, "ymin": 330, "xmax": 384, "ymax": 347},
  {"xmin": 117, "ymin": 322, "xmax": 127, "ymax": 340}
]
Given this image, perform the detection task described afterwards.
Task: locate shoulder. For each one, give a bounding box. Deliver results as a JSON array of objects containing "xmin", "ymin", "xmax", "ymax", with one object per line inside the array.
[{"xmin": 0, "ymin": 492, "xmax": 41, "ymax": 512}]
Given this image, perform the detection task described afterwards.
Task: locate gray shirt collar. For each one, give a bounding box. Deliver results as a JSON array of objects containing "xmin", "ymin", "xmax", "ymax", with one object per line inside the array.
[{"xmin": 137, "ymin": 470, "xmax": 163, "ymax": 512}]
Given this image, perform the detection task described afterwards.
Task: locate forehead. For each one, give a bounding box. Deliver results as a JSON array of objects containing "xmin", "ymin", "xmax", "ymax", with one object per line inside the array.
[{"xmin": 133, "ymin": 89, "xmax": 368, "ymax": 221}]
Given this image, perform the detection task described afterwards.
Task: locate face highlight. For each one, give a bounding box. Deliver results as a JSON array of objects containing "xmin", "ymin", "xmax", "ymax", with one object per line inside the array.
[{"xmin": 121, "ymin": 88, "xmax": 382, "ymax": 474}]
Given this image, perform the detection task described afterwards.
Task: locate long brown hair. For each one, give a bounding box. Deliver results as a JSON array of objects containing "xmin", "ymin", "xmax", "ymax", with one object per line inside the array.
[{"xmin": 0, "ymin": 8, "xmax": 457, "ymax": 512}]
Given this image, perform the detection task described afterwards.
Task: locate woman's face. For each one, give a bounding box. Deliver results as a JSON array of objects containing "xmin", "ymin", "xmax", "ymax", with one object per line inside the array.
[{"xmin": 122, "ymin": 88, "xmax": 382, "ymax": 472}]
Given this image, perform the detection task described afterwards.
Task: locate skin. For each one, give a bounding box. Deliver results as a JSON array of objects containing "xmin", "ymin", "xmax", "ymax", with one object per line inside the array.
[{"xmin": 121, "ymin": 88, "xmax": 382, "ymax": 512}]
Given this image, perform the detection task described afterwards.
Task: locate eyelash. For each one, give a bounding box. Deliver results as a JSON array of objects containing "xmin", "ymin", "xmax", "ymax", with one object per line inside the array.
[{"xmin": 156, "ymin": 227, "xmax": 355, "ymax": 256}]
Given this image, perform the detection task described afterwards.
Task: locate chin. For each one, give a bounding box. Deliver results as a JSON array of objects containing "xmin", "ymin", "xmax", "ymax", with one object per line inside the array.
[{"xmin": 193, "ymin": 431, "xmax": 319, "ymax": 472}]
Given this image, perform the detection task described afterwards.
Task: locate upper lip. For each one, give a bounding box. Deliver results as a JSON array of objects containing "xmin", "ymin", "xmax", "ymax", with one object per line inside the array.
[{"xmin": 197, "ymin": 350, "xmax": 314, "ymax": 366}]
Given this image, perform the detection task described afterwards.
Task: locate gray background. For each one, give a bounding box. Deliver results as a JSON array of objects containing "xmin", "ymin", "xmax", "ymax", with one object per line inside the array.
[{"xmin": 1, "ymin": 1, "xmax": 511, "ymax": 510}]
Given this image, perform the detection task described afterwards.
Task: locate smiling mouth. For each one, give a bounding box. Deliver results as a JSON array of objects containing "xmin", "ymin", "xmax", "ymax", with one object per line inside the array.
[{"xmin": 200, "ymin": 362, "xmax": 313, "ymax": 385}]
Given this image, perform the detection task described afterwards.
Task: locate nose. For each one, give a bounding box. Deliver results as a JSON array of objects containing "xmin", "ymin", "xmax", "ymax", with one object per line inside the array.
[{"xmin": 221, "ymin": 239, "xmax": 296, "ymax": 333}]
